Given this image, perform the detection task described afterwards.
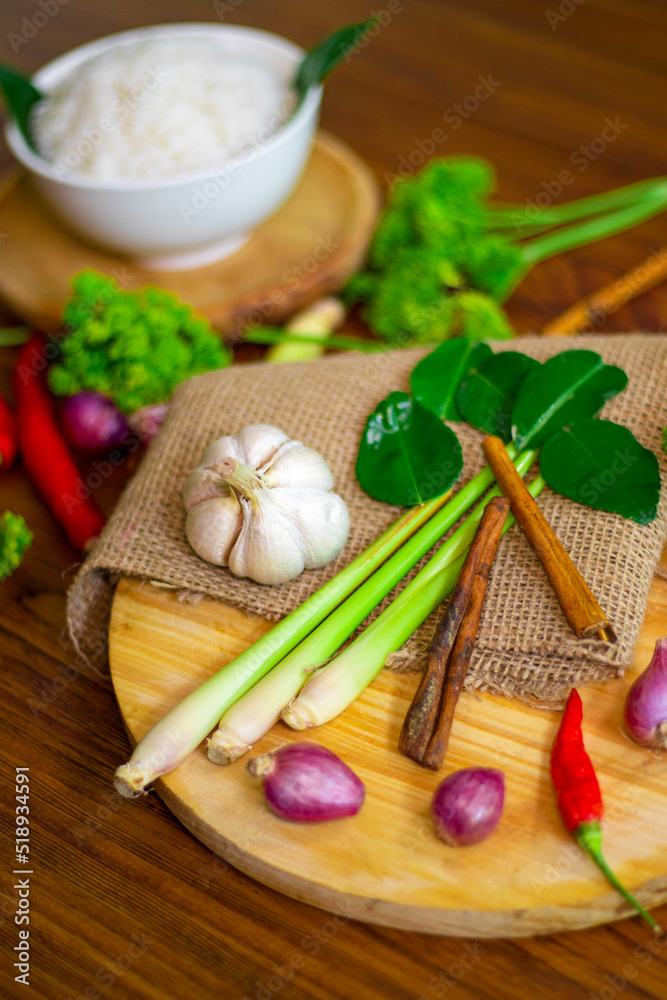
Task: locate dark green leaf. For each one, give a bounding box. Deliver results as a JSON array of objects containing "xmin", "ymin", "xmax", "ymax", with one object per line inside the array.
[
  {"xmin": 410, "ymin": 339, "xmax": 492, "ymax": 421},
  {"xmin": 0, "ymin": 63, "xmax": 43, "ymax": 152},
  {"xmin": 356, "ymin": 391, "xmax": 463, "ymax": 506},
  {"xmin": 456, "ymin": 351, "xmax": 540, "ymax": 441},
  {"xmin": 540, "ymin": 419, "xmax": 661, "ymax": 525},
  {"xmin": 512, "ymin": 350, "xmax": 628, "ymax": 451},
  {"xmin": 294, "ymin": 20, "xmax": 377, "ymax": 101}
]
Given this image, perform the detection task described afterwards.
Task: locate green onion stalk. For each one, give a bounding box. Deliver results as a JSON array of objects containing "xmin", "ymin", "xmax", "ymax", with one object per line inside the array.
[
  {"xmin": 484, "ymin": 177, "xmax": 667, "ymax": 234},
  {"xmin": 114, "ymin": 447, "xmax": 531, "ymax": 796},
  {"xmin": 207, "ymin": 448, "xmax": 537, "ymax": 763},
  {"xmin": 493, "ymin": 189, "xmax": 667, "ymax": 302},
  {"xmin": 282, "ymin": 473, "xmax": 545, "ymax": 730}
]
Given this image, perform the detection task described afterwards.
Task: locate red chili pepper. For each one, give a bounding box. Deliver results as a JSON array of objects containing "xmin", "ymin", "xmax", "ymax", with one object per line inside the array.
[
  {"xmin": 551, "ymin": 689, "xmax": 660, "ymax": 932},
  {"xmin": 13, "ymin": 335, "xmax": 106, "ymax": 551},
  {"xmin": 0, "ymin": 391, "xmax": 18, "ymax": 470}
]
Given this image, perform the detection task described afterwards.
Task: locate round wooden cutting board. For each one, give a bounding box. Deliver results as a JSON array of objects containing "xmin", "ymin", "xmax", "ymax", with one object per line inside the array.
[
  {"xmin": 0, "ymin": 131, "xmax": 379, "ymax": 332},
  {"xmin": 109, "ymin": 572, "xmax": 667, "ymax": 938}
]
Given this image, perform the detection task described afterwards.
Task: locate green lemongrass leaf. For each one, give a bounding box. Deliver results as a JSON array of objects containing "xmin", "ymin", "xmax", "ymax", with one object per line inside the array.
[
  {"xmin": 283, "ymin": 468, "xmax": 544, "ymax": 731},
  {"xmin": 293, "ymin": 19, "xmax": 377, "ymax": 101},
  {"xmin": 0, "ymin": 63, "xmax": 43, "ymax": 152},
  {"xmin": 410, "ymin": 339, "xmax": 492, "ymax": 421},
  {"xmin": 114, "ymin": 496, "xmax": 461, "ymax": 794},
  {"xmin": 356, "ymin": 391, "xmax": 463, "ymax": 506},
  {"xmin": 540, "ymin": 419, "xmax": 661, "ymax": 525},
  {"xmin": 0, "ymin": 326, "xmax": 30, "ymax": 346},
  {"xmin": 208, "ymin": 456, "xmax": 534, "ymax": 760},
  {"xmin": 512, "ymin": 350, "xmax": 628, "ymax": 451},
  {"xmin": 456, "ymin": 351, "xmax": 540, "ymax": 441},
  {"xmin": 243, "ymin": 326, "xmax": 386, "ymax": 353}
]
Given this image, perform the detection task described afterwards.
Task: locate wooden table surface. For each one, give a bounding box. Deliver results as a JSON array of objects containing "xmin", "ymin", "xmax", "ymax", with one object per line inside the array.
[{"xmin": 1, "ymin": 1, "xmax": 666, "ymax": 998}]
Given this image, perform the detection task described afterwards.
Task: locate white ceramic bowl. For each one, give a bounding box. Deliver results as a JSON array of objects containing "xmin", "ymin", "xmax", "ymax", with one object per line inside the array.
[{"xmin": 4, "ymin": 23, "xmax": 322, "ymax": 269}]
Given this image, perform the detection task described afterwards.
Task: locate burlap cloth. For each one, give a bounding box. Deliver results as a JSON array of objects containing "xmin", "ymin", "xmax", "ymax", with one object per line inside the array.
[{"xmin": 66, "ymin": 334, "xmax": 667, "ymax": 704}]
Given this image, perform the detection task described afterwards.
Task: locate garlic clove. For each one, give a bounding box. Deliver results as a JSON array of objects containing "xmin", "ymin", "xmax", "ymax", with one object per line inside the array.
[
  {"xmin": 270, "ymin": 487, "xmax": 350, "ymax": 568},
  {"xmin": 263, "ymin": 445, "xmax": 334, "ymax": 492},
  {"xmin": 185, "ymin": 495, "xmax": 243, "ymax": 566},
  {"xmin": 229, "ymin": 493, "xmax": 306, "ymax": 585},
  {"xmin": 257, "ymin": 438, "xmax": 302, "ymax": 474},
  {"xmin": 182, "ymin": 468, "xmax": 230, "ymax": 512},
  {"xmin": 198, "ymin": 435, "xmax": 244, "ymax": 469},
  {"xmin": 235, "ymin": 424, "xmax": 290, "ymax": 469}
]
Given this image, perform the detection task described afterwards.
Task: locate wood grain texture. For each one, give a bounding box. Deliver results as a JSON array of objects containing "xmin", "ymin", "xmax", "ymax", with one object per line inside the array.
[
  {"xmin": 0, "ymin": 132, "xmax": 380, "ymax": 333},
  {"xmin": 109, "ymin": 577, "xmax": 667, "ymax": 937},
  {"xmin": 2, "ymin": 1, "xmax": 667, "ymax": 998}
]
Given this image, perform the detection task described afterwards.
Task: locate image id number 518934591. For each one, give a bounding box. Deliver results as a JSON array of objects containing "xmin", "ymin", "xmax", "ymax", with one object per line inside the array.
[{"xmin": 13, "ymin": 767, "xmax": 31, "ymax": 987}]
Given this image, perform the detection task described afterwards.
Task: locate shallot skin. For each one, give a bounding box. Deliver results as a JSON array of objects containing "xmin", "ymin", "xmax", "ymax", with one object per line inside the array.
[
  {"xmin": 61, "ymin": 391, "xmax": 131, "ymax": 453},
  {"xmin": 247, "ymin": 742, "xmax": 365, "ymax": 822},
  {"xmin": 624, "ymin": 637, "xmax": 667, "ymax": 749},
  {"xmin": 432, "ymin": 767, "xmax": 505, "ymax": 846}
]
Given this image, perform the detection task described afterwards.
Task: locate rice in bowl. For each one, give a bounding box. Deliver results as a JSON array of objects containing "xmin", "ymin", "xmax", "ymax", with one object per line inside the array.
[{"xmin": 31, "ymin": 37, "xmax": 296, "ymax": 181}]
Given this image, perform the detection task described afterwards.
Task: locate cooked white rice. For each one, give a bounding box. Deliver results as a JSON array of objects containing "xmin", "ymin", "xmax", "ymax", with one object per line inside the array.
[{"xmin": 32, "ymin": 38, "xmax": 295, "ymax": 180}]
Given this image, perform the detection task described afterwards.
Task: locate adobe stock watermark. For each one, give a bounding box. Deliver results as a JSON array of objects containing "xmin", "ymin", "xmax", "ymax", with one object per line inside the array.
[
  {"xmin": 178, "ymin": 104, "xmax": 292, "ymax": 223},
  {"xmin": 60, "ymin": 433, "xmax": 142, "ymax": 516},
  {"xmin": 212, "ymin": 0, "xmax": 244, "ymax": 20},
  {"xmin": 27, "ymin": 659, "xmax": 83, "ymax": 717},
  {"xmin": 574, "ymin": 245, "xmax": 667, "ymax": 334},
  {"xmin": 50, "ymin": 67, "xmax": 169, "ymax": 178},
  {"xmin": 417, "ymin": 941, "xmax": 487, "ymax": 998},
  {"xmin": 511, "ymin": 116, "xmax": 629, "ymax": 232},
  {"xmin": 13, "ymin": 266, "xmax": 134, "ymax": 389},
  {"xmin": 70, "ymin": 788, "xmax": 128, "ymax": 848},
  {"xmin": 402, "ymin": 457, "xmax": 462, "ymax": 506},
  {"xmin": 385, "ymin": 75, "xmax": 502, "ymax": 184},
  {"xmin": 588, "ymin": 931, "xmax": 667, "ymax": 1000},
  {"xmin": 341, "ymin": 1, "xmax": 415, "ymax": 61},
  {"xmin": 65, "ymin": 929, "xmax": 156, "ymax": 1000},
  {"xmin": 243, "ymin": 900, "xmax": 354, "ymax": 1000},
  {"xmin": 217, "ymin": 233, "xmax": 340, "ymax": 341},
  {"xmin": 579, "ymin": 446, "xmax": 639, "ymax": 507},
  {"xmin": 546, "ymin": 0, "xmax": 586, "ymax": 31},
  {"xmin": 8, "ymin": 0, "xmax": 70, "ymax": 53}
]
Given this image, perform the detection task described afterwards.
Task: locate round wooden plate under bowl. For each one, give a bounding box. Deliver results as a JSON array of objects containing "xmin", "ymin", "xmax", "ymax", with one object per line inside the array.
[
  {"xmin": 0, "ymin": 131, "xmax": 380, "ymax": 332},
  {"xmin": 109, "ymin": 572, "xmax": 667, "ymax": 937}
]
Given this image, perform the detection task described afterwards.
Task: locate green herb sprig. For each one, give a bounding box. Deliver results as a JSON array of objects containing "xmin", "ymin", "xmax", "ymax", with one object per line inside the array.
[
  {"xmin": 345, "ymin": 158, "xmax": 667, "ymax": 344},
  {"xmin": 49, "ymin": 270, "xmax": 230, "ymax": 415},
  {"xmin": 0, "ymin": 511, "xmax": 32, "ymax": 581}
]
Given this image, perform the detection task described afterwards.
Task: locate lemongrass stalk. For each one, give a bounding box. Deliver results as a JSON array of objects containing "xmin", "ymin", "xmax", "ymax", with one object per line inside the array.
[
  {"xmin": 207, "ymin": 448, "xmax": 537, "ymax": 762},
  {"xmin": 265, "ymin": 298, "xmax": 345, "ymax": 363},
  {"xmin": 283, "ymin": 474, "xmax": 545, "ymax": 730},
  {"xmin": 245, "ymin": 327, "xmax": 386, "ymax": 353},
  {"xmin": 0, "ymin": 326, "xmax": 30, "ymax": 346},
  {"xmin": 113, "ymin": 488, "xmax": 459, "ymax": 796}
]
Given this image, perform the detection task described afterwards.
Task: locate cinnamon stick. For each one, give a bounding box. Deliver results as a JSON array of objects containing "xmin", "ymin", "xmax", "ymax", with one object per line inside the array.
[
  {"xmin": 399, "ymin": 496, "xmax": 510, "ymax": 764},
  {"xmin": 542, "ymin": 249, "xmax": 667, "ymax": 336},
  {"xmin": 481, "ymin": 436, "xmax": 616, "ymax": 641},
  {"xmin": 421, "ymin": 498, "xmax": 509, "ymax": 769}
]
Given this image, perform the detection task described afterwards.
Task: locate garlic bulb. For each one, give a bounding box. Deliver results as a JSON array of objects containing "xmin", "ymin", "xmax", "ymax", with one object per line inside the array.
[{"xmin": 183, "ymin": 425, "xmax": 350, "ymax": 585}]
